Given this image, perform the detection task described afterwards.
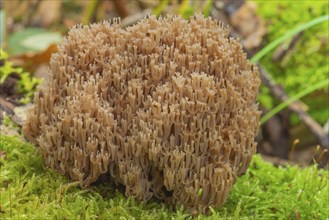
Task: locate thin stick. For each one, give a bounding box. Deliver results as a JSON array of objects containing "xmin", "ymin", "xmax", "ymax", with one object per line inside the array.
[{"xmin": 258, "ymin": 66, "xmax": 329, "ymax": 148}]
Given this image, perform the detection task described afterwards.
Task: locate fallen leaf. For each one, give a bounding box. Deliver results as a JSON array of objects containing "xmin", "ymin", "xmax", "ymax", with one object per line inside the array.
[
  {"xmin": 9, "ymin": 28, "xmax": 62, "ymax": 55},
  {"xmin": 0, "ymin": 124, "xmax": 24, "ymax": 140},
  {"xmin": 0, "ymin": 96, "xmax": 19, "ymax": 124},
  {"xmin": 32, "ymin": 0, "xmax": 62, "ymax": 27},
  {"xmin": 230, "ymin": 2, "xmax": 267, "ymax": 50},
  {"xmin": 12, "ymin": 104, "xmax": 31, "ymax": 127},
  {"xmin": 21, "ymin": 32, "xmax": 61, "ymax": 51},
  {"xmin": 10, "ymin": 44, "xmax": 57, "ymax": 74},
  {"xmin": 33, "ymin": 64, "xmax": 49, "ymax": 80},
  {"xmin": 295, "ymin": 209, "xmax": 300, "ymax": 220},
  {"xmin": 0, "ymin": 150, "xmax": 7, "ymax": 160},
  {"xmin": 0, "ymin": 73, "xmax": 20, "ymax": 97}
]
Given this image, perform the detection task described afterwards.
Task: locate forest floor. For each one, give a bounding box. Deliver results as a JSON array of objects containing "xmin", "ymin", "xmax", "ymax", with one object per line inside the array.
[{"xmin": 0, "ymin": 0, "xmax": 328, "ymax": 219}]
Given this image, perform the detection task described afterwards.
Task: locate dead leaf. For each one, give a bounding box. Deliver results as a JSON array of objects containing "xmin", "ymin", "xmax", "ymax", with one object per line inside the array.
[
  {"xmin": 0, "ymin": 150, "xmax": 7, "ymax": 160},
  {"xmin": 32, "ymin": 0, "xmax": 62, "ymax": 27},
  {"xmin": 33, "ymin": 64, "xmax": 49, "ymax": 80},
  {"xmin": 138, "ymin": 0, "xmax": 159, "ymax": 9},
  {"xmin": 272, "ymin": 32, "xmax": 303, "ymax": 65},
  {"xmin": 0, "ymin": 97, "xmax": 16, "ymax": 116},
  {"xmin": 9, "ymin": 44, "xmax": 57, "ymax": 74},
  {"xmin": 230, "ymin": 2, "xmax": 267, "ymax": 50},
  {"xmin": 12, "ymin": 104, "xmax": 30, "ymax": 127},
  {"xmin": 0, "ymin": 124, "xmax": 24, "ymax": 140},
  {"xmin": 0, "ymin": 73, "xmax": 20, "ymax": 97},
  {"xmin": 295, "ymin": 209, "xmax": 300, "ymax": 220},
  {"xmin": 63, "ymin": 18, "xmax": 77, "ymax": 29},
  {"xmin": 4, "ymin": 0, "xmax": 39, "ymax": 26}
]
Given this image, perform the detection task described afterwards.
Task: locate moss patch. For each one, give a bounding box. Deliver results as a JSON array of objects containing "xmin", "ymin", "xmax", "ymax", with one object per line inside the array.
[
  {"xmin": 0, "ymin": 135, "xmax": 328, "ymax": 219},
  {"xmin": 256, "ymin": 1, "xmax": 329, "ymax": 124}
]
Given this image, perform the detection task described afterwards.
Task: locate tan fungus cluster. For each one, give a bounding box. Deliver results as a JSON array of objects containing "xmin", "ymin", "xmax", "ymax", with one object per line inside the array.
[{"xmin": 23, "ymin": 14, "xmax": 260, "ymax": 213}]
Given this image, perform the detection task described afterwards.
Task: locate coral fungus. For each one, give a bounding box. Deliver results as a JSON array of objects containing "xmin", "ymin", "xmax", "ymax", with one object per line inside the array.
[{"xmin": 23, "ymin": 14, "xmax": 260, "ymax": 213}]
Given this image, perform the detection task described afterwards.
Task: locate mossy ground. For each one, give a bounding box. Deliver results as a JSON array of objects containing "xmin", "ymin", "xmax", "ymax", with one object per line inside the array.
[{"xmin": 0, "ymin": 135, "xmax": 328, "ymax": 219}]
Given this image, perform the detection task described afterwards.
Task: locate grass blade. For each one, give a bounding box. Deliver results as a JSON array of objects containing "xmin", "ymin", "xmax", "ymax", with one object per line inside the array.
[
  {"xmin": 260, "ymin": 78, "xmax": 329, "ymax": 124},
  {"xmin": 250, "ymin": 14, "xmax": 329, "ymax": 64},
  {"xmin": 153, "ymin": 0, "xmax": 170, "ymax": 16}
]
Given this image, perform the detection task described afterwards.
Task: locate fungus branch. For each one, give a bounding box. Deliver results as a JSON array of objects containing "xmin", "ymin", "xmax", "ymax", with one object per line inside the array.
[{"xmin": 23, "ymin": 14, "xmax": 261, "ymax": 214}]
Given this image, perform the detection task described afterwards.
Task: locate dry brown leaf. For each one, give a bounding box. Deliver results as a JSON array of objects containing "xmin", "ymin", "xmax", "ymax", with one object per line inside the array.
[
  {"xmin": 0, "ymin": 124, "xmax": 25, "ymax": 140},
  {"xmin": 230, "ymin": 2, "xmax": 266, "ymax": 50},
  {"xmin": 12, "ymin": 105, "xmax": 30, "ymax": 127},
  {"xmin": 9, "ymin": 44, "xmax": 57, "ymax": 74},
  {"xmin": 4, "ymin": 0, "xmax": 39, "ymax": 26},
  {"xmin": 33, "ymin": 64, "xmax": 49, "ymax": 80},
  {"xmin": 32, "ymin": 0, "xmax": 62, "ymax": 27},
  {"xmin": 0, "ymin": 150, "xmax": 7, "ymax": 160}
]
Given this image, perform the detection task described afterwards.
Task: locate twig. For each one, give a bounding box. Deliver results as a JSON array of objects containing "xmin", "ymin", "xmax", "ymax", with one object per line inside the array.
[
  {"xmin": 213, "ymin": 2, "xmax": 329, "ymax": 149},
  {"xmin": 83, "ymin": 0, "xmax": 101, "ymax": 24},
  {"xmin": 261, "ymin": 154, "xmax": 297, "ymax": 167},
  {"xmin": 272, "ymin": 31, "xmax": 303, "ymax": 62},
  {"xmin": 260, "ymin": 78, "xmax": 328, "ymax": 124},
  {"xmin": 113, "ymin": 0, "xmax": 129, "ymax": 19},
  {"xmin": 120, "ymin": 9, "xmax": 152, "ymax": 28},
  {"xmin": 0, "ymin": 96, "xmax": 15, "ymax": 121},
  {"xmin": 258, "ymin": 65, "xmax": 329, "ymax": 148}
]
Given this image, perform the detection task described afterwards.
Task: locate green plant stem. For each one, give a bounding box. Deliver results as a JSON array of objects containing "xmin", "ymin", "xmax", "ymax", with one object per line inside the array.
[
  {"xmin": 250, "ymin": 14, "xmax": 329, "ymax": 64},
  {"xmin": 178, "ymin": 0, "xmax": 190, "ymax": 16},
  {"xmin": 153, "ymin": 0, "xmax": 170, "ymax": 16},
  {"xmin": 260, "ymin": 79, "xmax": 329, "ymax": 124},
  {"xmin": 83, "ymin": 0, "xmax": 100, "ymax": 24},
  {"xmin": 203, "ymin": 0, "xmax": 213, "ymax": 17}
]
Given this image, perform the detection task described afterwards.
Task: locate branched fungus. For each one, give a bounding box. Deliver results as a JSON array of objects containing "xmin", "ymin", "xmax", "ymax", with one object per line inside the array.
[{"xmin": 23, "ymin": 14, "xmax": 260, "ymax": 214}]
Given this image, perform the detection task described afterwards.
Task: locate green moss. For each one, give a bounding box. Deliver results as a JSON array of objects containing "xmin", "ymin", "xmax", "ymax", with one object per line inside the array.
[
  {"xmin": 256, "ymin": 1, "xmax": 329, "ymax": 124},
  {"xmin": 0, "ymin": 135, "xmax": 328, "ymax": 219}
]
